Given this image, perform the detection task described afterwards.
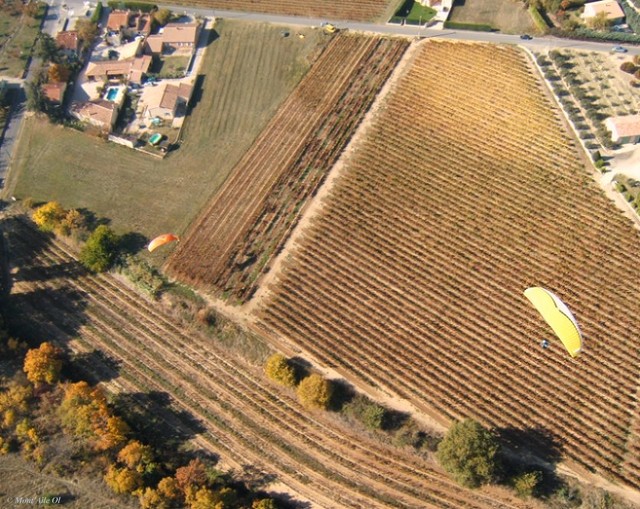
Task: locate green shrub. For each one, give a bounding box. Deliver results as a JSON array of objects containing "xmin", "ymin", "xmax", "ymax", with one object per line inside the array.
[
  {"xmin": 79, "ymin": 225, "xmax": 120, "ymax": 272},
  {"xmin": 513, "ymin": 471, "xmax": 542, "ymax": 498},
  {"xmin": 264, "ymin": 353, "xmax": 297, "ymax": 387},
  {"xmin": 621, "ymin": 61, "xmax": 636, "ymax": 74},
  {"xmin": 119, "ymin": 255, "xmax": 165, "ymax": 297},
  {"xmin": 436, "ymin": 419, "xmax": 501, "ymax": 488},
  {"xmin": 90, "ymin": 1, "xmax": 103, "ymax": 23},
  {"xmin": 107, "ymin": 1, "xmax": 157, "ymax": 12},
  {"xmin": 297, "ymin": 374, "xmax": 332, "ymax": 410},
  {"xmin": 341, "ymin": 394, "xmax": 386, "ymax": 430}
]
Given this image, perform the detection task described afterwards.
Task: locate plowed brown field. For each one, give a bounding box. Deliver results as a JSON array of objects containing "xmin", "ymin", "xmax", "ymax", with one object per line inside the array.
[
  {"xmin": 4, "ymin": 217, "xmax": 537, "ymax": 509},
  {"xmin": 166, "ymin": 34, "xmax": 409, "ymax": 302},
  {"xmin": 256, "ymin": 41, "xmax": 640, "ymax": 488}
]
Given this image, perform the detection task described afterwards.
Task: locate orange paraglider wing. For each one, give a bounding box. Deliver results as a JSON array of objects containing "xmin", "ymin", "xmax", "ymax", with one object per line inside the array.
[{"xmin": 148, "ymin": 234, "xmax": 179, "ymax": 252}]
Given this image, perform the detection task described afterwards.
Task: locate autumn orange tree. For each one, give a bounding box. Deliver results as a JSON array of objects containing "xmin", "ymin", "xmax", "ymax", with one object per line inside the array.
[
  {"xmin": 297, "ymin": 374, "xmax": 332, "ymax": 411},
  {"xmin": 23, "ymin": 342, "xmax": 63, "ymax": 386},
  {"xmin": 264, "ymin": 353, "xmax": 296, "ymax": 387},
  {"xmin": 104, "ymin": 464, "xmax": 143, "ymax": 495},
  {"xmin": 0, "ymin": 382, "xmax": 32, "ymax": 455},
  {"xmin": 58, "ymin": 381, "xmax": 129, "ymax": 451},
  {"xmin": 32, "ymin": 202, "xmax": 66, "ymax": 232},
  {"xmin": 58, "ymin": 209, "xmax": 86, "ymax": 236},
  {"xmin": 48, "ymin": 63, "xmax": 70, "ymax": 83},
  {"xmin": 117, "ymin": 439, "xmax": 156, "ymax": 474}
]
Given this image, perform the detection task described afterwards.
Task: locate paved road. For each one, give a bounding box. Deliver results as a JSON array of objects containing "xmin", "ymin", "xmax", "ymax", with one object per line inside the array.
[
  {"xmin": 161, "ymin": 4, "xmax": 640, "ymax": 55},
  {"xmin": 0, "ymin": 0, "xmax": 92, "ymax": 188},
  {"xmin": 2, "ymin": 0, "xmax": 639, "ymax": 187}
]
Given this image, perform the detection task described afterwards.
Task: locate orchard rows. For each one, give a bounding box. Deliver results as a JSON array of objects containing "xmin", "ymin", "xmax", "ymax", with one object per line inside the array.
[
  {"xmin": 167, "ymin": 34, "xmax": 408, "ymax": 302},
  {"xmin": 257, "ymin": 42, "xmax": 640, "ymax": 487},
  {"xmin": 3, "ymin": 217, "xmax": 533, "ymax": 509}
]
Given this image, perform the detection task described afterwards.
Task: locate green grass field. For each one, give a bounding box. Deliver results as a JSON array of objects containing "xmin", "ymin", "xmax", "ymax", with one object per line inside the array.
[
  {"xmin": 392, "ymin": 0, "xmax": 437, "ymax": 23},
  {"xmin": 7, "ymin": 20, "xmax": 325, "ymax": 259},
  {"xmin": 0, "ymin": 3, "xmax": 46, "ymax": 78}
]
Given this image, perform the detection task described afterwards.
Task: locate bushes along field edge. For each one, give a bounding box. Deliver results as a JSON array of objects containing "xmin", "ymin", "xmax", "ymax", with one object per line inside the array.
[
  {"xmin": 443, "ymin": 21, "xmax": 494, "ymax": 31},
  {"xmin": 529, "ymin": 5, "xmax": 551, "ymax": 33}
]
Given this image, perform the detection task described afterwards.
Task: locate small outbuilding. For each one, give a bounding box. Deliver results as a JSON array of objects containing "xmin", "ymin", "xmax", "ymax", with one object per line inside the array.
[
  {"xmin": 605, "ymin": 115, "xmax": 640, "ymax": 144},
  {"xmin": 581, "ymin": 0, "xmax": 625, "ymax": 24}
]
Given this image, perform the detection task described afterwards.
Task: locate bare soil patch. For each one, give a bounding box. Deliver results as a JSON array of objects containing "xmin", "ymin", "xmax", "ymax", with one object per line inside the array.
[{"xmin": 448, "ymin": 0, "xmax": 536, "ymax": 33}]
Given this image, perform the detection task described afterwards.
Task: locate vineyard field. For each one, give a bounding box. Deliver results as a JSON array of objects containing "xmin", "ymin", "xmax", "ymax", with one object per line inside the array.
[
  {"xmin": 3, "ymin": 217, "xmax": 535, "ymax": 509},
  {"xmin": 141, "ymin": 0, "xmax": 397, "ymax": 22},
  {"xmin": 166, "ymin": 34, "xmax": 409, "ymax": 302},
  {"xmin": 256, "ymin": 41, "xmax": 640, "ymax": 488}
]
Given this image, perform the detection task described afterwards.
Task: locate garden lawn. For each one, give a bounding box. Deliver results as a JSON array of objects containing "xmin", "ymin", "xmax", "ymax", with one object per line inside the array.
[{"xmin": 6, "ymin": 20, "xmax": 326, "ymax": 262}]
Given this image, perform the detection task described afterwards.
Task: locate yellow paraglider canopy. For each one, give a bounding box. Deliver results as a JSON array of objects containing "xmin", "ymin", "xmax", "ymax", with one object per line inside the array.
[{"xmin": 524, "ymin": 287, "xmax": 582, "ymax": 357}]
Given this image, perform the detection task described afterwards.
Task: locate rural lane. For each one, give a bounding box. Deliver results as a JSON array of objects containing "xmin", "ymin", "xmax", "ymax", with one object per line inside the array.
[
  {"xmin": 0, "ymin": 0, "xmax": 67, "ymax": 189},
  {"xmin": 160, "ymin": 4, "xmax": 640, "ymax": 55}
]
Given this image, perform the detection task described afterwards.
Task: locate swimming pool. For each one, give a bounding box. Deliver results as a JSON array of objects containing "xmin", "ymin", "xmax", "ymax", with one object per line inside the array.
[{"xmin": 105, "ymin": 87, "xmax": 118, "ymax": 101}]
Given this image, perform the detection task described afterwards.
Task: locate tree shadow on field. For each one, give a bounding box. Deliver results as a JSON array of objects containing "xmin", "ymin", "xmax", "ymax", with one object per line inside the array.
[
  {"xmin": 5, "ymin": 286, "xmax": 89, "ymax": 345},
  {"xmin": 66, "ymin": 349, "xmax": 122, "ymax": 384},
  {"xmin": 288, "ymin": 356, "xmax": 313, "ymax": 384},
  {"xmin": 496, "ymin": 425, "xmax": 564, "ymax": 466},
  {"xmin": 267, "ymin": 492, "xmax": 312, "ymax": 509},
  {"xmin": 12, "ymin": 261, "xmax": 85, "ymax": 283},
  {"xmin": 495, "ymin": 426, "xmax": 566, "ymax": 497},
  {"xmin": 327, "ymin": 378, "xmax": 356, "ymax": 412},
  {"xmin": 76, "ymin": 208, "xmax": 110, "ymax": 231},
  {"xmin": 118, "ymin": 231, "xmax": 148, "ymax": 255},
  {"xmin": 110, "ymin": 391, "xmax": 210, "ymax": 462},
  {"xmin": 187, "ymin": 73, "xmax": 205, "ymax": 111}
]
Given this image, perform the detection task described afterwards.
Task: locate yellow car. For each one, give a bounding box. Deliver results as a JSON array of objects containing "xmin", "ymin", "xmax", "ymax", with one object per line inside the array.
[{"xmin": 323, "ymin": 23, "xmax": 337, "ymax": 34}]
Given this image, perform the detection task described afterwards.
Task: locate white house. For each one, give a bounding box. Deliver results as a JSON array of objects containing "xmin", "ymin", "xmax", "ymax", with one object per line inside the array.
[
  {"xmin": 421, "ymin": 0, "xmax": 453, "ymax": 11},
  {"xmin": 605, "ymin": 115, "xmax": 640, "ymax": 144},
  {"xmin": 582, "ymin": 0, "xmax": 625, "ymax": 24}
]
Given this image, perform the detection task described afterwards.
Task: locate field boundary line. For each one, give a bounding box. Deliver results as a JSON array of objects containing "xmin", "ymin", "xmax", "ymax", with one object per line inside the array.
[
  {"xmin": 245, "ymin": 38, "xmax": 424, "ymax": 316},
  {"xmin": 523, "ymin": 45, "xmax": 640, "ymax": 231},
  {"xmin": 212, "ymin": 37, "xmax": 452, "ymax": 431}
]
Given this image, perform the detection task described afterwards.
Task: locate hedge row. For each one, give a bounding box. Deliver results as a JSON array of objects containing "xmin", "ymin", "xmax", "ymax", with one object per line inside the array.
[
  {"xmin": 528, "ymin": 5, "xmax": 550, "ymax": 32},
  {"xmin": 107, "ymin": 1, "xmax": 157, "ymax": 12},
  {"xmin": 621, "ymin": 2, "xmax": 640, "ymax": 35},
  {"xmin": 443, "ymin": 21, "xmax": 494, "ymax": 31},
  {"xmin": 550, "ymin": 26, "xmax": 640, "ymax": 43},
  {"xmin": 90, "ymin": 1, "xmax": 102, "ymax": 23}
]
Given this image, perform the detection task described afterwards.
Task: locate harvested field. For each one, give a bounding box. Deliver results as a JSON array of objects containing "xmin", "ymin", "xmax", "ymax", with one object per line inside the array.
[
  {"xmin": 7, "ymin": 21, "xmax": 325, "ymax": 253},
  {"xmin": 3, "ymin": 216, "xmax": 536, "ymax": 509},
  {"xmin": 166, "ymin": 34, "xmax": 409, "ymax": 302},
  {"xmin": 141, "ymin": 0, "xmax": 397, "ymax": 22},
  {"xmin": 256, "ymin": 41, "xmax": 640, "ymax": 488}
]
